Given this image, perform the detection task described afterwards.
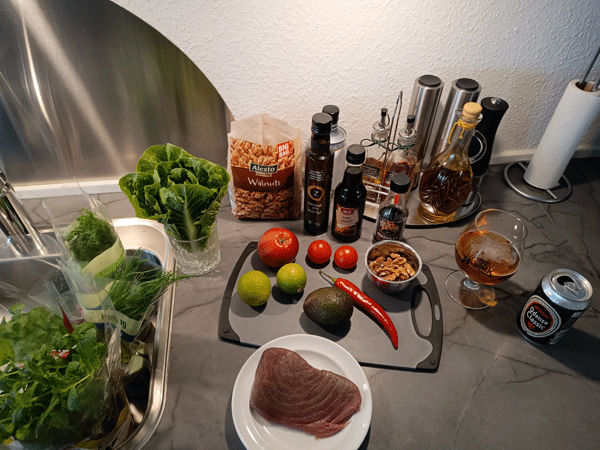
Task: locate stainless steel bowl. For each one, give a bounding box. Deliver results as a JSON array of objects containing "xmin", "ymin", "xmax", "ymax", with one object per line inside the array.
[{"xmin": 365, "ymin": 240, "xmax": 422, "ymax": 294}]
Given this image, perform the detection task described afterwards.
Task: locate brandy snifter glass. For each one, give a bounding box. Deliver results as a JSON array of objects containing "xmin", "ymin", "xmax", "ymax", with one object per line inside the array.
[{"xmin": 446, "ymin": 209, "xmax": 527, "ymax": 310}]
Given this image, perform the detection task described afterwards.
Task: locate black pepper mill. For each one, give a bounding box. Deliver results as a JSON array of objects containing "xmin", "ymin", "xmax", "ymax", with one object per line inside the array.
[{"xmin": 464, "ymin": 97, "xmax": 509, "ymax": 205}]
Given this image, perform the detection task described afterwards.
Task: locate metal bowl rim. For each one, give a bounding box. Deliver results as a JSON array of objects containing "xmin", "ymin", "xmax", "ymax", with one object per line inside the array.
[{"xmin": 364, "ymin": 240, "xmax": 423, "ymax": 285}]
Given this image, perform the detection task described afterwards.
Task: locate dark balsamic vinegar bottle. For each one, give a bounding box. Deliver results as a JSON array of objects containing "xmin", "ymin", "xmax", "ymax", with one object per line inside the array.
[
  {"xmin": 304, "ymin": 113, "xmax": 334, "ymax": 235},
  {"xmin": 332, "ymin": 145, "xmax": 367, "ymax": 242}
]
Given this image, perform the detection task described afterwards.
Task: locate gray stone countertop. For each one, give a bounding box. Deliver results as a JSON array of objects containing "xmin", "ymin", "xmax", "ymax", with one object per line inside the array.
[{"xmin": 24, "ymin": 159, "xmax": 600, "ymax": 449}]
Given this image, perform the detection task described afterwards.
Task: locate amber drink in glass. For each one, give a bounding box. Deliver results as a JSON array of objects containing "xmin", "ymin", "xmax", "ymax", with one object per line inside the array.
[{"xmin": 446, "ymin": 209, "xmax": 526, "ymax": 309}]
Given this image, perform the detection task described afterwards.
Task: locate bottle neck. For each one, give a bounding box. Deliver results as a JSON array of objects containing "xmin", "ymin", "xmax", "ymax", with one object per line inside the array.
[
  {"xmin": 384, "ymin": 190, "xmax": 408, "ymax": 209},
  {"xmin": 311, "ymin": 132, "xmax": 331, "ymax": 153},
  {"xmin": 446, "ymin": 120, "xmax": 476, "ymax": 157},
  {"xmin": 341, "ymin": 166, "xmax": 363, "ymax": 186}
]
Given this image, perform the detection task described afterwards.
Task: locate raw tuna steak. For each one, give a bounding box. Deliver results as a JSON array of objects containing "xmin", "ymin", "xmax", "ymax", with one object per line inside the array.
[{"xmin": 250, "ymin": 347, "xmax": 362, "ymax": 438}]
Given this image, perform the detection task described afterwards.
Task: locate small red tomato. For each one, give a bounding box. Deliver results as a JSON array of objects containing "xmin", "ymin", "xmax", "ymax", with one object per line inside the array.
[
  {"xmin": 334, "ymin": 245, "xmax": 358, "ymax": 270},
  {"xmin": 307, "ymin": 240, "xmax": 332, "ymax": 265}
]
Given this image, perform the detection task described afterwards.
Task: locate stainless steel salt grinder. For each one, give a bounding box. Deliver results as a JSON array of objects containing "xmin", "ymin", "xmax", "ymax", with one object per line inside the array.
[
  {"xmin": 429, "ymin": 78, "xmax": 481, "ymax": 161},
  {"xmin": 407, "ymin": 74, "xmax": 444, "ymax": 189}
]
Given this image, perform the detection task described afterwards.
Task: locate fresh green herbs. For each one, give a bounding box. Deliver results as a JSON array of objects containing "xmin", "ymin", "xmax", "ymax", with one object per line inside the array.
[
  {"xmin": 0, "ymin": 305, "xmax": 114, "ymax": 447},
  {"xmin": 119, "ymin": 143, "xmax": 230, "ymax": 249},
  {"xmin": 65, "ymin": 208, "xmax": 117, "ymax": 262},
  {"xmin": 109, "ymin": 254, "xmax": 187, "ymax": 319}
]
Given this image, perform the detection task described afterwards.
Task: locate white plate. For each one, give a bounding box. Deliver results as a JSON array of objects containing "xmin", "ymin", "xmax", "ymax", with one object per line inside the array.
[{"xmin": 231, "ymin": 334, "xmax": 372, "ymax": 450}]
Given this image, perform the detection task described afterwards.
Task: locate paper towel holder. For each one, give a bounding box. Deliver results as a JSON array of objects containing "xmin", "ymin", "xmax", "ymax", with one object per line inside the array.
[
  {"xmin": 504, "ymin": 45, "xmax": 599, "ymax": 203},
  {"xmin": 503, "ymin": 161, "xmax": 572, "ymax": 203}
]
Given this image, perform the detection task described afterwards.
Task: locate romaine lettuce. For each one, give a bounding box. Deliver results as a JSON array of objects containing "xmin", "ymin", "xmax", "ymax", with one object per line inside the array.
[{"xmin": 119, "ymin": 143, "xmax": 229, "ymax": 248}]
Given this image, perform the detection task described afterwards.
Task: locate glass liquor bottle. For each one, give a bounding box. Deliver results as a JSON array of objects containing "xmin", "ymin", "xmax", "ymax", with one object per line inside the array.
[
  {"xmin": 332, "ymin": 145, "xmax": 367, "ymax": 242},
  {"xmin": 384, "ymin": 115, "xmax": 417, "ymax": 186},
  {"xmin": 304, "ymin": 113, "xmax": 334, "ymax": 235},
  {"xmin": 373, "ymin": 173, "xmax": 411, "ymax": 242},
  {"xmin": 418, "ymin": 102, "xmax": 483, "ymax": 223}
]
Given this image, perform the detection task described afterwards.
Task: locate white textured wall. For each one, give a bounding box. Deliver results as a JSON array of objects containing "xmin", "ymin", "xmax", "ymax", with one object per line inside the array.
[{"xmin": 112, "ymin": 0, "xmax": 600, "ymax": 163}]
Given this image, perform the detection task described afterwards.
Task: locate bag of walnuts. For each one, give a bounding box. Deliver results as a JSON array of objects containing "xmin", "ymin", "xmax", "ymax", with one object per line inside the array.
[{"xmin": 227, "ymin": 114, "xmax": 302, "ymax": 219}]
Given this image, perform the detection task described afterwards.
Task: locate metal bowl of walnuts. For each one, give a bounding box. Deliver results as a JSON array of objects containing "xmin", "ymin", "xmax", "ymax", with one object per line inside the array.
[{"xmin": 365, "ymin": 240, "xmax": 422, "ymax": 294}]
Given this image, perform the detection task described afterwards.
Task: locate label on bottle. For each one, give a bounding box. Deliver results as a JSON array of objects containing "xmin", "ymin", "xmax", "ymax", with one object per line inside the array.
[
  {"xmin": 374, "ymin": 217, "xmax": 404, "ymax": 241},
  {"xmin": 518, "ymin": 295, "xmax": 561, "ymax": 339},
  {"xmin": 334, "ymin": 205, "xmax": 360, "ymax": 235},
  {"xmin": 307, "ymin": 184, "xmax": 326, "ymax": 204},
  {"xmin": 305, "ymin": 169, "xmax": 331, "ymax": 217}
]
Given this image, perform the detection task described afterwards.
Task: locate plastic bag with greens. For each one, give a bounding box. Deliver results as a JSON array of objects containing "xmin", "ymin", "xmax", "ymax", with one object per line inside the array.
[
  {"xmin": 42, "ymin": 189, "xmax": 184, "ymax": 343},
  {"xmin": 69, "ymin": 251, "xmax": 186, "ymax": 343},
  {"xmin": 118, "ymin": 143, "xmax": 230, "ymax": 249},
  {"xmin": 0, "ymin": 303, "xmax": 128, "ymax": 450},
  {"xmin": 43, "ymin": 193, "xmax": 125, "ymax": 279}
]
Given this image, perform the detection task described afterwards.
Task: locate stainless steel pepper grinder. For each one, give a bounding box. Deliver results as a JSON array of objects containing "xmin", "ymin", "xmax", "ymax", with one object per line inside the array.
[{"xmin": 406, "ymin": 75, "xmax": 444, "ymax": 189}]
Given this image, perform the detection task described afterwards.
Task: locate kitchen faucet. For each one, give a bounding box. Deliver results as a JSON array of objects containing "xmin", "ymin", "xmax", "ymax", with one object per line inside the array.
[{"xmin": 0, "ymin": 170, "xmax": 49, "ymax": 256}]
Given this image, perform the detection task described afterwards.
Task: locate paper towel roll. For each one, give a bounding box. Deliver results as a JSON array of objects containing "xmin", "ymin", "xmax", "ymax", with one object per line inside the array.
[{"xmin": 524, "ymin": 79, "xmax": 600, "ymax": 189}]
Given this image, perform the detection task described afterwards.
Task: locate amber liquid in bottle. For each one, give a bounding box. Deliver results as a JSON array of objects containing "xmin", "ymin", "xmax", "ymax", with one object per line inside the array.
[
  {"xmin": 418, "ymin": 161, "xmax": 472, "ymax": 221},
  {"xmin": 418, "ymin": 103, "xmax": 482, "ymax": 223}
]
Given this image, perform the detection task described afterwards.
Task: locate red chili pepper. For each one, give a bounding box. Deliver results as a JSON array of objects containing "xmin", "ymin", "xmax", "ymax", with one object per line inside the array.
[
  {"xmin": 60, "ymin": 306, "xmax": 74, "ymax": 334},
  {"xmin": 320, "ymin": 271, "xmax": 398, "ymax": 350}
]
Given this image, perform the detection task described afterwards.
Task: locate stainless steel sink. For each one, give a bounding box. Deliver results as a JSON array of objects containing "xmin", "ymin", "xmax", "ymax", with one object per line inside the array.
[{"xmin": 0, "ymin": 217, "xmax": 175, "ymax": 450}]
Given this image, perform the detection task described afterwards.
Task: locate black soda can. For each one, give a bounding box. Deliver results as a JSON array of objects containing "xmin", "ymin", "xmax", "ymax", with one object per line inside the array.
[{"xmin": 517, "ymin": 269, "xmax": 592, "ymax": 345}]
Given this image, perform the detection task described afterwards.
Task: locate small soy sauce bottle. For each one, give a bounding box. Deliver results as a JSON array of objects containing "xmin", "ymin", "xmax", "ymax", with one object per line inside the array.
[
  {"xmin": 373, "ymin": 173, "xmax": 411, "ymax": 242},
  {"xmin": 331, "ymin": 144, "xmax": 367, "ymax": 242}
]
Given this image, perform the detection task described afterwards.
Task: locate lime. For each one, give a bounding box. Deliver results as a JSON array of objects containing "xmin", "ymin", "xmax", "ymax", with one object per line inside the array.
[
  {"xmin": 276, "ymin": 263, "xmax": 307, "ymax": 295},
  {"xmin": 238, "ymin": 270, "xmax": 271, "ymax": 306}
]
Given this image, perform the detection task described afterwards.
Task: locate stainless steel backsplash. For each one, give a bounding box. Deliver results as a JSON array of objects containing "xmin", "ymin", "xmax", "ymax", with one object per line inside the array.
[{"xmin": 0, "ymin": 0, "xmax": 232, "ymax": 186}]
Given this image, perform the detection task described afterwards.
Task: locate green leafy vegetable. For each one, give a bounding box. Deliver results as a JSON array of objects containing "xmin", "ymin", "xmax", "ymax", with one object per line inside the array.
[
  {"xmin": 0, "ymin": 305, "xmax": 119, "ymax": 448},
  {"xmin": 65, "ymin": 208, "xmax": 117, "ymax": 262},
  {"xmin": 109, "ymin": 253, "xmax": 188, "ymax": 319},
  {"xmin": 119, "ymin": 143, "xmax": 230, "ymax": 249}
]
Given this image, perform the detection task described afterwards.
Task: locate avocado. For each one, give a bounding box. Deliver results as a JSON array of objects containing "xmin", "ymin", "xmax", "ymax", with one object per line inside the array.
[{"xmin": 303, "ymin": 287, "xmax": 353, "ymax": 327}]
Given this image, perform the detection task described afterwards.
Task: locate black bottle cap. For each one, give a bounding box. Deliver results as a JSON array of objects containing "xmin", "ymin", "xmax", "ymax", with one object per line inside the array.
[
  {"xmin": 346, "ymin": 144, "xmax": 366, "ymax": 164},
  {"xmin": 389, "ymin": 173, "xmax": 411, "ymax": 194},
  {"xmin": 407, "ymin": 114, "xmax": 415, "ymax": 124},
  {"xmin": 419, "ymin": 74, "xmax": 442, "ymax": 88},
  {"xmin": 312, "ymin": 113, "xmax": 332, "ymax": 135},
  {"xmin": 456, "ymin": 78, "xmax": 480, "ymax": 91},
  {"xmin": 322, "ymin": 105, "xmax": 340, "ymax": 125}
]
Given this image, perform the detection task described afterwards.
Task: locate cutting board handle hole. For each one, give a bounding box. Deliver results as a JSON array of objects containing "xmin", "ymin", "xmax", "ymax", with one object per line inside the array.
[{"xmin": 411, "ymin": 286, "xmax": 433, "ymax": 337}]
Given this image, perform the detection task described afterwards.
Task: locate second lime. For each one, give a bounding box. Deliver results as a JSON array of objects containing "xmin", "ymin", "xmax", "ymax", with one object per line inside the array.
[{"xmin": 276, "ymin": 263, "xmax": 307, "ymax": 295}]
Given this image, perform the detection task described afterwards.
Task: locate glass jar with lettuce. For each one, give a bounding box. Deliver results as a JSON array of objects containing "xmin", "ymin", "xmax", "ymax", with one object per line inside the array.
[{"xmin": 119, "ymin": 143, "xmax": 230, "ymax": 275}]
